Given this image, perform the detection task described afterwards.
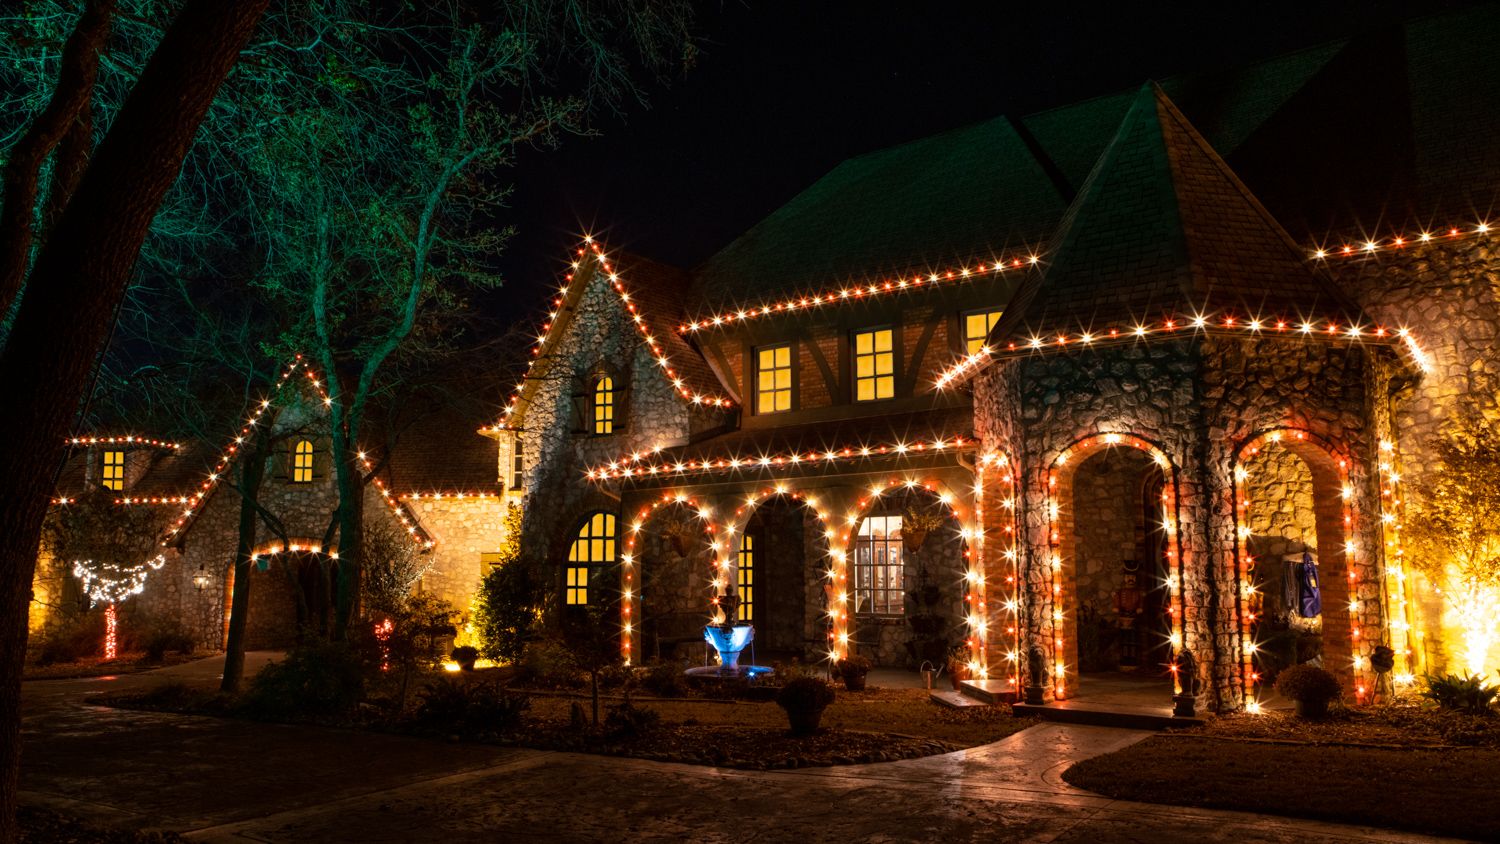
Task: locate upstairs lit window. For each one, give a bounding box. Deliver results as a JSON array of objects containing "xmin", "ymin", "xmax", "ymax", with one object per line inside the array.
[
  {"xmin": 593, "ymin": 376, "xmax": 615, "ymax": 435},
  {"xmin": 292, "ymin": 440, "xmax": 315, "ymax": 483},
  {"xmin": 101, "ymin": 450, "xmax": 125, "ymax": 491},
  {"xmin": 964, "ymin": 310, "xmax": 1003, "ymax": 355},
  {"xmin": 854, "ymin": 328, "xmax": 894, "ymax": 402},
  {"xmin": 510, "ymin": 440, "xmax": 525, "ymax": 490},
  {"xmin": 567, "ymin": 512, "xmax": 617, "ymax": 605},
  {"xmin": 756, "ymin": 345, "xmax": 792, "ymax": 414}
]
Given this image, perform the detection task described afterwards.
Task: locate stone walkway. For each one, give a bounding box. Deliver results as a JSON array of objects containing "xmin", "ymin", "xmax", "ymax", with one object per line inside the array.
[{"xmin": 19, "ymin": 656, "xmax": 1461, "ymax": 843}]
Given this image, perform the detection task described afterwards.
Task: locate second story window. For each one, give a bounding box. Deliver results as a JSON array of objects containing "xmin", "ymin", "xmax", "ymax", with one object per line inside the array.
[
  {"xmin": 593, "ymin": 376, "xmax": 614, "ymax": 435},
  {"xmin": 756, "ymin": 345, "xmax": 792, "ymax": 414},
  {"xmin": 101, "ymin": 450, "xmax": 125, "ymax": 491},
  {"xmin": 292, "ymin": 439, "xmax": 315, "ymax": 483},
  {"xmin": 510, "ymin": 440, "xmax": 525, "ymax": 490},
  {"xmin": 964, "ymin": 310, "xmax": 1003, "ymax": 355},
  {"xmin": 854, "ymin": 327, "xmax": 895, "ymax": 402}
]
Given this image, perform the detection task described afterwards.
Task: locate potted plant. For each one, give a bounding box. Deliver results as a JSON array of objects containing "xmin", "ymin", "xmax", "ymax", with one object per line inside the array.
[
  {"xmin": 450, "ymin": 645, "xmax": 479, "ymax": 672},
  {"xmin": 776, "ymin": 676, "xmax": 835, "ymax": 735},
  {"xmin": 1275, "ymin": 663, "xmax": 1341, "ymax": 719},
  {"xmin": 945, "ymin": 642, "xmax": 970, "ymax": 691},
  {"xmin": 836, "ymin": 654, "xmax": 872, "ymax": 691},
  {"xmin": 901, "ymin": 507, "xmax": 945, "ymax": 554}
]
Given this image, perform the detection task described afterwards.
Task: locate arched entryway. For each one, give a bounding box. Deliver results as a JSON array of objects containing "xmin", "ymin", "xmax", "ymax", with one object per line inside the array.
[
  {"xmin": 623, "ymin": 495, "xmax": 715, "ymax": 663},
  {"xmin": 1233, "ymin": 428, "xmax": 1367, "ymax": 705},
  {"xmin": 725, "ymin": 490, "xmax": 830, "ymax": 661},
  {"xmin": 1045, "ymin": 433, "xmax": 1184, "ymax": 703}
]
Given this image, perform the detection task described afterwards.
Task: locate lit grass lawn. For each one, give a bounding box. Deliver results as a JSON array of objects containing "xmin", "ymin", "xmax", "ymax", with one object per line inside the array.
[
  {"xmin": 522, "ymin": 687, "xmax": 1034, "ymax": 768},
  {"xmin": 1063, "ymin": 708, "xmax": 1500, "ymax": 841}
]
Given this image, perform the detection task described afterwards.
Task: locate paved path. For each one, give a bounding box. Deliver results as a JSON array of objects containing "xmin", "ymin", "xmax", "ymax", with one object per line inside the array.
[{"xmin": 20, "ymin": 656, "xmax": 1458, "ymax": 843}]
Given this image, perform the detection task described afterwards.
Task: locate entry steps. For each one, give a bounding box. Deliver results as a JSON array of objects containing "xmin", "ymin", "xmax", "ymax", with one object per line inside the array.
[
  {"xmin": 1012, "ymin": 699, "xmax": 1204, "ymax": 730},
  {"xmin": 929, "ymin": 678, "xmax": 1016, "ymax": 709}
]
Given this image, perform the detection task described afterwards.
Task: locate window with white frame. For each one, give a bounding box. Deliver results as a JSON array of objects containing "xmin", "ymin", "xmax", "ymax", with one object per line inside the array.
[{"xmin": 854, "ymin": 514, "xmax": 903, "ymax": 614}]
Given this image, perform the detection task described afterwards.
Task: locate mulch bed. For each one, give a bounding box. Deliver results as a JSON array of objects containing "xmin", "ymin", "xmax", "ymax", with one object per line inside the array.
[
  {"xmin": 1063, "ymin": 706, "xmax": 1500, "ymax": 841},
  {"xmin": 19, "ymin": 805, "xmax": 184, "ymax": 843},
  {"xmin": 23, "ymin": 652, "xmax": 200, "ymax": 681}
]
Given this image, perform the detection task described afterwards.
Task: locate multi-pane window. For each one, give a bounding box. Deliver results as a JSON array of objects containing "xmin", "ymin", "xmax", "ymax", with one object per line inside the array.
[
  {"xmin": 854, "ymin": 514, "xmax": 903, "ymax": 614},
  {"xmin": 756, "ymin": 345, "xmax": 792, "ymax": 414},
  {"xmin": 566, "ymin": 512, "xmax": 617, "ymax": 605},
  {"xmin": 292, "ymin": 439, "xmax": 315, "ymax": 483},
  {"xmin": 510, "ymin": 440, "xmax": 525, "ymax": 490},
  {"xmin": 964, "ymin": 310, "xmax": 1003, "ymax": 355},
  {"xmin": 593, "ymin": 376, "xmax": 614, "ymax": 435},
  {"xmin": 101, "ymin": 450, "xmax": 125, "ymax": 491},
  {"xmin": 737, "ymin": 534, "xmax": 755, "ymax": 622},
  {"xmin": 853, "ymin": 328, "xmax": 895, "ymax": 402},
  {"xmin": 480, "ymin": 552, "xmax": 504, "ymax": 574}
]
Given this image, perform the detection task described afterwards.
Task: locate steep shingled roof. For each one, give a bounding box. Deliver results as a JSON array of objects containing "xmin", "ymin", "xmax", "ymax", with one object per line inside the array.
[
  {"xmin": 992, "ymin": 84, "xmax": 1366, "ymax": 347},
  {"xmin": 621, "ymin": 253, "xmax": 728, "ymax": 405}
]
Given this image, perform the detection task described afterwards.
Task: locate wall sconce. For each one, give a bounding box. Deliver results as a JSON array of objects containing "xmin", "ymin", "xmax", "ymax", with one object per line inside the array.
[{"xmin": 192, "ymin": 564, "xmax": 210, "ymax": 592}]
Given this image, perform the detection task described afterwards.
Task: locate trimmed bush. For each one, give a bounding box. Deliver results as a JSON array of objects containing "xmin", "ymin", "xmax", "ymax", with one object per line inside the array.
[
  {"xmin": 450, "ymin": 645, "xmax": 479, "ymax": 671},
  {"xmin": 413, "ymin": 676, "xmax": 529, "ymax": 735},
  {"xmin": 1422, "ymin": 673, "xmax": 1499, "ymax": 715},
  {"xmin": 1275, "ymin": 663, "xmax": 1341, "ymax": 718},
  {"xmin": 240, "ymin": 641, "xmax": 370, "ymax": 720},
  {"xmin": 776, "ymin": 676, "xmax": 835, "ymax": 736}
]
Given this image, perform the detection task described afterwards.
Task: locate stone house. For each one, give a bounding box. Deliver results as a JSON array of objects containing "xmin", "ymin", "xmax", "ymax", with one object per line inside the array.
[
  {"xmin": 498, "ymin": 8, "xmax": 1500, "ymax": 713},
  {"xmin": 31, "ymin": 8, "xmax": 1500, "ymax": 714}
]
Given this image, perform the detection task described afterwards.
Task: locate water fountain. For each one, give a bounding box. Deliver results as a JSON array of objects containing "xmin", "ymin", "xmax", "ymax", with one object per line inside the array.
[{"xmin": 684, "ymin": 594, "xmax": 772, "ymax": 683}]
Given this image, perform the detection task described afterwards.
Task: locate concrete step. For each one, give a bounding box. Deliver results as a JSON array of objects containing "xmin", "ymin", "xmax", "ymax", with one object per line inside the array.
[
  {"xmin": 959, "ymin": 678, "xmax": 1017, "ymax": 704},
  {"xmin": 1012, "ymin": 699, "xmax": 1204, "ymax": 730},
  {"xmin": 928, "ymin": 689, "xmax": 991, "ymax": 708}
]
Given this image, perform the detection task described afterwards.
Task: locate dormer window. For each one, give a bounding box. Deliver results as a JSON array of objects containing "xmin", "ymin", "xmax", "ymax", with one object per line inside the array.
[
  {"xmin": 593, "ymin": 376, "xmax": 615, "ymax": 435},
  {"xmin": 292, "ymin": 439, "xmax": 315, "ymax": 483},
  {"xmin": 101, "ymin": 450, "xmax": 125, "ymax": 491}
]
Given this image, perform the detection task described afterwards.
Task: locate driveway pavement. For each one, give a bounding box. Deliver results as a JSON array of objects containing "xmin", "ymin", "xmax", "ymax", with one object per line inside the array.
[{"xmin": 19, "ymin": 656, "xmax": 1461, "ymax": 843}]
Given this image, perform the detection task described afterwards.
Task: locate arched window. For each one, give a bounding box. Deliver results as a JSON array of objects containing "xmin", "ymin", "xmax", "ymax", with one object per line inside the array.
[
  {"xmin": 292, "ymin": 439, "xmax": 315, "ymax": 483},
  {"xmin": 101, "ymin": 450, "xmax": 125, "ymax": 491},
  {"xmin": 593, "ymin": 376, "xmax": 615, "ymax": 435},
  {"xmin": 566, "ymin": 512, "xmax": 617, "ymax": 605}
]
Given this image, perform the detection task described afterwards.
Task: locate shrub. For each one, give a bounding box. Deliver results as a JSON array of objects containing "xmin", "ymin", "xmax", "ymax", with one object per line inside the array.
[
  {"xmin": 450, "ymin": 645, "xmax": 479, "ymax": 671},
  {"xmin": 515, "ymin": 638, "xmax": 582, "ymax": 688},
  {"xmin": 1421, "ymin": 673, "xmax": 1499, "ymax": 715},
  {"xmin": 473, "ymin": 504, "xmax": 541, "ymax": 664},
  {"xmin": 412, "ymin": 676, "xmax": 529, "ymax": 735},
  {"xmin": 641, "ymin": 660, "xmax": 689, "ymax": 698},
  {"xmin": 603, "ymin": 701, "xmax": 661, "ymax": 738},
  {"xmin": 141, "ymin": 621, "xmax": 196, "ymax": 663},
  {"xmin": 1275, "ymin": 663, "xmax": 1341, "ymax": 704},
  {"xmin": 240, "ymin": 640, "xmax": 371, "ymax": 721},
  {"xmin": 37, "ymin": 613, "xmax": 105, "ymax": 665},
  {"xmin": 776, "ymin": 676, "xmax": 835, "ymax": 736},
  {"xmin": 836, "ymin": 654, "xmax": 872, "ymax": 691}
]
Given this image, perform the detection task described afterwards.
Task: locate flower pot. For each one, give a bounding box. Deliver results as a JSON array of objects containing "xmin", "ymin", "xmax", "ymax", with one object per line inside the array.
[
  {"xmin": 1294, "ymin": 697, "xmax": 1329, "ymax": 719},
  {"xmin": 787, "ymin": 708, "xmax": 825, "ymax": 736},
  {"xmin": 902, "ymin": 529, "xmax": 929, "ymax": 554},
  {"xmin": 948, "ymin": 663, "xmax": 967, "ymax": 690},
  {"xmin": 842, "ymin": 671, "xmax": 867, "ymax": 692}
]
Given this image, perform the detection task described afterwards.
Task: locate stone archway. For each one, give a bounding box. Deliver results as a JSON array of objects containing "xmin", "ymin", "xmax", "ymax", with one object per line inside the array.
[
  {"xmin": 721, "ymin": 488, "xmax": 833, "ymax": 661},
  {"xmin": 622, "ymin": 494, "xmax": 716, "ymax": 664},
  {"xmin": 1233, "ymin": 428, "xmax": 1371, "ymax": 704},
  {"xmin": 1045, "ymin": 433, "xmax": 1185, "ymax": 702}
]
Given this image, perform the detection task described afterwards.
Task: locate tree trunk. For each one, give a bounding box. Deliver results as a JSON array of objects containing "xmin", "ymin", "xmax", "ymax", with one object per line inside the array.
[
  {"xmin": 221, "ymin": 440, "xmax": 268, "ymax": 693},
  {"xmin": 332, "ymin": 435, "xmax": 365, "ymax": 640},
  {"xmin": 0, "ymin": 1, "xmax": 269, "ymax": 837}
]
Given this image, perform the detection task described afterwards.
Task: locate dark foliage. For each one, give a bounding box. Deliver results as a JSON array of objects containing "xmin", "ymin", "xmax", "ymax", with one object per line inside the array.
[
  {"xmin": 1421, "ymin": 673, "xmax": 1499, "ymax": 715},
  {"xmin": 240, "ymin": 641, "xmax": 370, "ymax": 720},
  {"xmin": 1275, "ymin": 663, "xmax": 1341, "ymax": 704},
  {"xmin": 641, "ymin": 660, "xmax": 689, "ymax": 698},
  {"xmin": 603, "ymin": 701, "xmax": 661, "ymax": 738},
  {"xmin": 776, "ymin": 677, "xmax": 835, "ymax": 735},
  {"xmin": 411, "ymin": 676, "xmax": 530, "ymax": 736}
]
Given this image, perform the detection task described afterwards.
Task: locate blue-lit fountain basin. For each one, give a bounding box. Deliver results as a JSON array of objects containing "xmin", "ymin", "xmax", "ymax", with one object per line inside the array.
[{"xmin": 684, "ymin": 623, "xmax": 774, "ymax": 681}]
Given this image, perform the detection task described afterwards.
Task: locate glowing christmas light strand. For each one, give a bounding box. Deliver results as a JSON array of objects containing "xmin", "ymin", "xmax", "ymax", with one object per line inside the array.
[{"xmin": 586, "ymin": 436, "xmax": 974, "ymax": 481}]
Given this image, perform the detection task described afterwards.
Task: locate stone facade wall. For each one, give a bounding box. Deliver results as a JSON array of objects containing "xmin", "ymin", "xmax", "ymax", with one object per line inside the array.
[
  {"xmin": 405, "ymin": 496, "xmax": 511, "ymax": 612},
  {"xmin": 1069, "ymin": 448, "xmax": 1157, "ymax": 607},
  {"xmin": 1337, "ymin": 236, "xmax": 1500, "ymax": 673},
  {"xmin": 1243, "ymin": 444, "xmax": 1320, "ymax": 635}
]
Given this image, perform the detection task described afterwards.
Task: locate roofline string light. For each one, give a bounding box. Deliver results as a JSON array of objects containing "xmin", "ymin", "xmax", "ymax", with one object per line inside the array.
[
  {"xmin": 487, "ymin": 236, "xmax": 734, "ymax": 433},
  {"xmin": 936, "ymin": 317, "xmax": 1430, "ymax": 391},
  {"xmin": 1232, "ymin": 428, "xmax": 1376, "ymax": 708},
  {"xmin": 585, "ymin": 436, "xmax": 977, "ymax": 482},
  {"xmin": 68, "ymin": 436, "xmax": 181, "ymax": 449},
  {"xmin": 678, "ymin": 254, "xmax": 1040, "ymax": 333},
  {"xmin": 1047, "ymin": 433, "xmax": 1181, "ymax": 701},
  {"xmin": 1311, "ymin": 221, "xmax": 1492, "ymax": 259}
]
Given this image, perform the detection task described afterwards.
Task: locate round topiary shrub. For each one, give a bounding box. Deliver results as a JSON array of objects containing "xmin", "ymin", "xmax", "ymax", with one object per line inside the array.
[
  {"xmin": 1275, "ymin": 663, "xmax": 1341, "ymax": 719},
  {"xmin": 776, "ymin": 676, "xmax": 835, "ymax": 735}
]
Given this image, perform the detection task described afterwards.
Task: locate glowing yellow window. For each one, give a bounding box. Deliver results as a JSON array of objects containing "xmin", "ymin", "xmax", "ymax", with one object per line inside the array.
[
  {"xmin": 854, "ymin": 328, "xmax": 894, "ymax": 402},
  {"xmin": 566, "ymin": 512, "xmax": 617, "ymax": 605},
  {"xmin": 737, "ymin": 534, "xmax": 754, "ymax": 621},
  {"xmin": 593, "ymin": 376, "xmax": 614, "ymax": 435},
  {"xmin": 101, "ymin": 450, "xmax": 125, "ymax": 491},
  {"xmin": 756, "ymin": 345, "xmax": 792, "ymax": 414},
  {"xmin": 964, "ymin": 310, "xmax": 1003, "ymax": 355},
  {"xmin": 292, "ymin": 440, "xmax": 315, "ymax": 483}
]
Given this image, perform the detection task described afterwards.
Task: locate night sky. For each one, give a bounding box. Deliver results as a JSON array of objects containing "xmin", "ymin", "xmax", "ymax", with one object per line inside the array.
[{"xmin": 494, "ymin": 0, "xmax": 1478, "ymax": 315}]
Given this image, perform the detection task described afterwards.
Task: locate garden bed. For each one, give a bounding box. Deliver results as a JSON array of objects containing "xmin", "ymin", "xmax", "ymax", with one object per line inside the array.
[
  {"xmin": 1062, "ymin": 706, "xmax": 1500, "ymax": 840},
  {"xmin": 19, "ymin": 805, "xmax": 184, "ymax": 843},
  {"xmin": 23, "ymin": 651, "xmax": 201, "ymax": 681}
]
